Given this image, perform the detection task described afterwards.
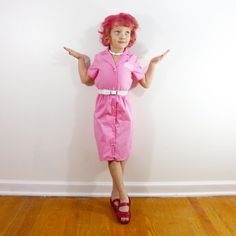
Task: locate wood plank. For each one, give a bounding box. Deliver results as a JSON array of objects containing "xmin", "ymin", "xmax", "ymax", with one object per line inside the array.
[
  {"xmin": 150, "ymin": 197, "xmax": 208, "ymax": 236},
  {"xmin": 3, "ymin": 196, "xmax": 46, "ymax": 236},
  {"xmin": 196, "ymin": 196, "xmax": 236, "ymax": 236},
  {"xmin": 0, "ymin": 196, "xmax": 26, "ymax": 235}
]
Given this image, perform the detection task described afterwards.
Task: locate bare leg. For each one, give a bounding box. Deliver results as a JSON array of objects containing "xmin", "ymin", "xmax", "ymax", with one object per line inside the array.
[
  {"xmin": 120, "ymin": 160, "xmax": 127, "ymax": 176},
  {"xmin": 108, "ymin": 160, "xmax": 129, "ymax": 222},
  {"xmin": 110, "ymin": 176, "xmax": 120, "ymax": 205},
  {"xmin": 109, "ymin": 160, "xmax": 127, "ymax": 208}
]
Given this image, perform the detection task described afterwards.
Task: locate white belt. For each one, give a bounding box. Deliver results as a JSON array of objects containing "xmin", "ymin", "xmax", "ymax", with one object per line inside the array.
[{"xmin": 97, "ymin": 89, "xmax": 128, "ymax": 96}]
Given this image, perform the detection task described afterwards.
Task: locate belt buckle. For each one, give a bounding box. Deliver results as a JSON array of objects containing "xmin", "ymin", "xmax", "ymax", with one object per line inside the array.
[{"xmin": 111, "ymin": 90, "xmax": 117, "ymax": 95}]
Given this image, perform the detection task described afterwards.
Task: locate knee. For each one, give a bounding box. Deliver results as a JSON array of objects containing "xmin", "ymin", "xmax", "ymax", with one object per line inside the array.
[{"xmin": 108, "ymin": 160, "xmax": 120, "ymax": 165}]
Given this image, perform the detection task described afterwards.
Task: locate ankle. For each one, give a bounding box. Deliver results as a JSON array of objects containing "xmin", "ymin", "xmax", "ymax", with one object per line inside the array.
[
  {"xmin": 111, "ymin": 190, "xmax": 119, "ymax": 197},
  {"xmin": 119, "ymin": 192, "xmax": 128, "ymax": 201}
]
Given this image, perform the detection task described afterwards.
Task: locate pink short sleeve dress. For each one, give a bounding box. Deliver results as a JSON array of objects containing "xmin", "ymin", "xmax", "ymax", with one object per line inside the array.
[{"xmin": 87, "ymin": 48, "xmax": 144, "ymax": 161}]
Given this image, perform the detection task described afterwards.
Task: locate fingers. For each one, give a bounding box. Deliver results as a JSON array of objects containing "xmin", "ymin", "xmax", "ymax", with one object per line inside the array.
[
  {"xmin": 157, "ymin": 49, "xmax": 170, "ymax": 61},
  {"xmin": 63, "ymin": 47, "xmax": 73, "ymax": 55},
  {"xmin": 151, "ymin": 49, "xmax": 170, "ymax": 64},
  {"xmin": 162, "ymin": 49, "xmax": 170, "ymax": 57},
  {"xmin": 63, "ymin": 46, "xmax": 79, "ymax": 58},
  {"xmin": 165, "ymin": 49, "xmax": 170, "ymax": 54},
  {"xmin": 63, "ymin": 46, "xmax": 75, "ymax": 54},
  {"xmin": 63, "ymin": 46, "xmax": 70, "ymax": 52}
]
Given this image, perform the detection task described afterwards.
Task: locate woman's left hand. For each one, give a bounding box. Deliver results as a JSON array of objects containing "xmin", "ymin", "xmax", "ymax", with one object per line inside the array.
[{"xmin": 151, "ymin": 49, "xmax": 170, "ymax": 64}]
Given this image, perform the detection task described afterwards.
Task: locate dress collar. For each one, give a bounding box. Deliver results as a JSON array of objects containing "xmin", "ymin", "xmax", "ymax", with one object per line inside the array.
[
  {"xmin": 99, "ymin": 47, "xmax": 131, "ymax": 66},
  {"xmin": 102, "ymin": 47, "xmax": 130, "ymax": 56}
]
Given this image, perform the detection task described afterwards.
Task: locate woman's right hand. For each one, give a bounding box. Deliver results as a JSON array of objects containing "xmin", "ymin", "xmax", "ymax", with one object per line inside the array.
[{"xmin": 63, "ymin": 46, "xmax": 84, "ymax": 59}]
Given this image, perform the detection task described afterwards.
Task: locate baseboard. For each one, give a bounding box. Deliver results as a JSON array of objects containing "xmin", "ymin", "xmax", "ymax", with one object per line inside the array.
[{"xmin": 0, "ymin": 179, "xmax": 236, "ymax": 197}]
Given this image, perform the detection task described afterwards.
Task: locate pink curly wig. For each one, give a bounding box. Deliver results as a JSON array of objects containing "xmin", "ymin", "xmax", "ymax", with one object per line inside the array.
[{"xmin": 99, "ymin": 13, "xmax": 139, "ymax": 47}]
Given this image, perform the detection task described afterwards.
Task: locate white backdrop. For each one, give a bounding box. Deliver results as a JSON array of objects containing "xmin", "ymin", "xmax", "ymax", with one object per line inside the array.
[{"xmin": 1, "ymin": 0, "xmax": 236, "ymax": 196}]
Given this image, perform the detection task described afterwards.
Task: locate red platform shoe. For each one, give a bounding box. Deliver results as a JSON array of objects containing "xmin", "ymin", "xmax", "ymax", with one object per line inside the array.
[{"xmin": 116, "ymin": 197, "xmax": 131, "ymax": 224}]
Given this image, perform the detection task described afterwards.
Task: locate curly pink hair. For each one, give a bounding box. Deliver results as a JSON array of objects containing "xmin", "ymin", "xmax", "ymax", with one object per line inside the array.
[{"xmin": 99, "ymin": 13, "xmax": 139, "ymax": 48}]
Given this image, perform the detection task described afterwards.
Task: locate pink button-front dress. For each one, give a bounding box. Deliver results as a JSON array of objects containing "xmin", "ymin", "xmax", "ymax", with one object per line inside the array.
[{"xmin": 88, "ymin": 48, "xmax": 144, "ymax": 161}]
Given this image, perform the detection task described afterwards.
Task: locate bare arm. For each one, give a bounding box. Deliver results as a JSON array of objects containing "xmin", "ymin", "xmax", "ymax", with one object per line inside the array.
[
  {"xmin": 77, "ymin": 56, "xmax": 94, "ymax": 86},
  {"xmin": 63, "ymin": 46, "xmax": 94, "ymax": 86},
  {"xmin": 139, "ymin": 49, "xmax": 170, "ymax": 88}
]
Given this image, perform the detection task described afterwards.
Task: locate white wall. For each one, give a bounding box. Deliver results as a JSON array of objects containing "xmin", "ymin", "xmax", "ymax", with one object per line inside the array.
[{"xmin": 1, "ymin": 0, "xmax": 236, "ymax": 196}]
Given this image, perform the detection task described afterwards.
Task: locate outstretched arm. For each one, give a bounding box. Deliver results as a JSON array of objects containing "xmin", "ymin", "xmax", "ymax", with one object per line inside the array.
[
  {"xmin": 139, "ymin": 49, "xmax": 170, "ymax": 88},
  {"xmin": 63, "ymin": 46, "xmax": 94, "ymax": 86}
]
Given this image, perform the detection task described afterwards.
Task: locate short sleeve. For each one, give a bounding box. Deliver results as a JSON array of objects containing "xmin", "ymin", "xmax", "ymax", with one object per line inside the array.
[
  {"xmin": 87, "ymin": 55, "xmax": 99, "ymax": 80},
  {"xmin": 131, "ymin": 57, "xmax": 145, "ymax": 81}
]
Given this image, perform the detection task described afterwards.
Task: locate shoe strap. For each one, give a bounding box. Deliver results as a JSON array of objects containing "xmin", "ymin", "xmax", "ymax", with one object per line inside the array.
[
  {"xmin": 111, "ymin": 198, "xmax": 120, "ymax": 202},
  {"xmin": 119, "ymin": 201, "xmax": 130, "ymax": 207},
  {"xmin": 117, "ymin": 210, "xmax": 130, "ymax": 218}
]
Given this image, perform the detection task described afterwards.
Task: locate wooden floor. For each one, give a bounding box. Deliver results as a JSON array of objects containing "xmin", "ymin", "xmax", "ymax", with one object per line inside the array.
[{"xmin": 0, "ymin": 196, "xmax": 236, "ymax": 236}]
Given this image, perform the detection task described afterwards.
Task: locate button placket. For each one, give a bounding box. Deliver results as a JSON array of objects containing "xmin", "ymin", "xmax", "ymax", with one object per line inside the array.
[{"xmin": 111, "ymin": 63, "xmax": 118, "ymax": 159}]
